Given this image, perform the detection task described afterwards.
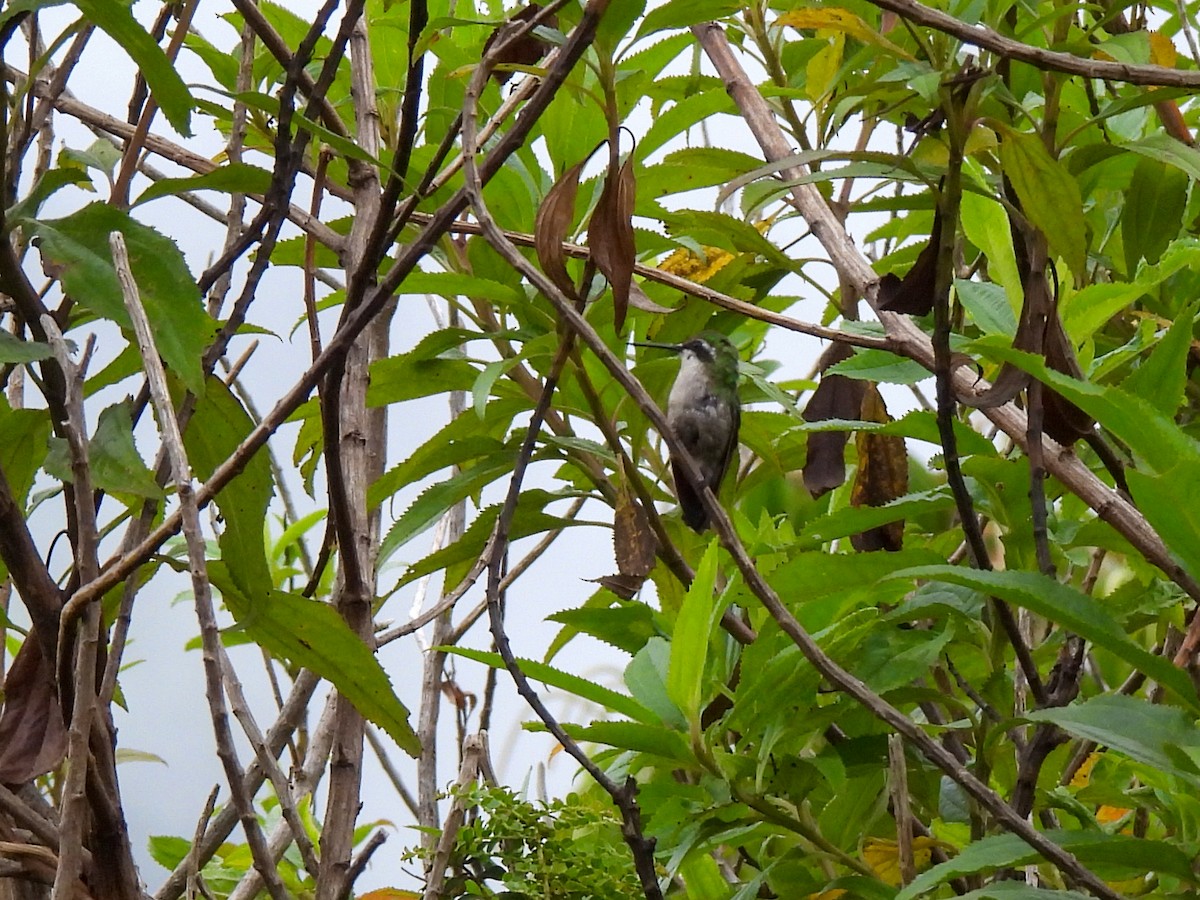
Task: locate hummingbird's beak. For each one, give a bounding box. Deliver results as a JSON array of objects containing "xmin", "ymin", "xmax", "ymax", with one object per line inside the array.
[{"xmin": 631, "ymin": 340, "xmax": 683, "ymax": 352}]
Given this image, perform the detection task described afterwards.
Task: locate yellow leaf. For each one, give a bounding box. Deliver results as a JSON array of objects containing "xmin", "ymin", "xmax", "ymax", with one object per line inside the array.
[
  {"xmin": 1149, "ymin": 31, "xmax": 1178, "ymax": 68},
  {"xmin": 862, "ymin": 835, "xmax": 938, "ymax": 886},
  {"xmin": 1070, "ymin": 750, "xmax": 1102, "ymax": 787},
  {"xmin": 1097, "ymin": 804, "xmax": 1132, "ymax": 824},
  {"xmin": 658, "ymin": 246, "xmax": 734, "ymax": 283},
  {"xmin": 778, "ymin": 7, "xmax": 914, "ymax": 60}
]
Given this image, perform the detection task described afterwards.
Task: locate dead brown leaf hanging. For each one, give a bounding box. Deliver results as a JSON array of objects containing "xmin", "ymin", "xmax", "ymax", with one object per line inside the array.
[
  {"xmin": 850, "ymin": 385, "xmax": 909, "ymax": 552},
  {"xmin": 613, "ymin": 484, "xmax": 656, "ymax": 580},
  {"xmin": 589, "ymin": 151, "xmax": 637, "ymax": 331},
  {"xmin": 483, "ymin": 4, "xmax": 558, "ymax": 85},
  {"xmin": 802, "ymin": 342, "xmax": 867, "ymax": 497},
  {"xmin": 0, "ymin": 638, "xmax": 67, "ymax": 784},
  {"xmin": 877, "ymin": 204, "xmax": 941, "ymax": 315},
  {"xmin": 534, "ymin": 157, "xmax": 587, "ymax": 302},
  {"xmin": 1042, "ymin": 316, "xmax": 1094, "ymax": 444}
]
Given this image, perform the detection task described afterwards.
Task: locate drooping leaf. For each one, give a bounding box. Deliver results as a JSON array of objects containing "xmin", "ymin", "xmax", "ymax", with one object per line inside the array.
[
  {"xmin": 877, "ymin": 204, "xmax": 940, "ymax": 314},
  {"xmin": 0, "ymin": 641, "xmax": 66, "ymax": 783},
  {"xmin": 534, "ymin": 156, "xmax": 587, "ymax": 300},
  {"xmin": 590, "ymin": 151, "xmax": 638, "ymax": 331},
  {"xmin": 955, "ymin": 279, "xmax": 1016, "ymax": 337},
  {"xmin": 483, "ymin": 3, "xmax": 557, "ymax": 84},
  {"xmin": 1123, "ymin": 155, "xmax": 1187, "ymax": 272},
  {"xmin": 996, "ymin": 127, "xmax": 1087, "ymax": 278},
  {"xmin": 207, "ymin": 566, "xmax": 420, "ymax": 756},
  {"xmin": 183, "ymin": 376, "xmax": 274, "ymax": 596},
  {"xmin": 1025, "ymin": 694, "xmax": 1200, "ymax": 785},
  {"xmin": 134, "ymin": 163, "xmax": 274, "ymax": 206},
  {"xmin": 848, "ymin": 386, "xmax": 909, "ymax": 551},
  {"xmin": 26, "ymin": 204, "xmax": 215, "ymax": 395},
  {"xmin": 777, "ymin": 7, "xmax": 914, "ymax": 59},
  {"xmin": 444, "ymin": 646, "xmax": 658, "ymax": 724},
  {"xmin": 613, "ymin": 483, "xmax": 656, "ymax": 578},
  {"xmin": 802, "ymin": 343, "xmax": 866, "ymax": 496},
  {"xmin": 72, "ymin": 0, "xmax": 193, "ymax": 135},
  {"xmin": 827, "ymin": 348, "xmax": 929, "ymax": 385}
]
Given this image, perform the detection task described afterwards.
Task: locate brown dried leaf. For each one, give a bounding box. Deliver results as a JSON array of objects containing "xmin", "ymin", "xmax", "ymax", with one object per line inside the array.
[
  {"xmin": 534, "ymin": 157, "xmax": 587, "ymax": 301},
  {"xmin": 0, "ymin": 638, "xmax": 66, "ymax": 783},
  {"xmin": 802, "ymin": 343, "xmax": 866, "ymax": 497},
  {"xmin": 483, "ymin": 4, "xmax": 557, "ymax": 84},
  {"xmin": 877, "ymin": 205, "xmax": 941, "ymax": 315},
  {"xmin": 589, "ymin": 151, "xmax": 637, "ymax": 331},
  {"xmin": 613, "ymin": 484, "xmax": 656, "ymax": 578},
  {"xmin": 850, "ymin": 385, "xmax": 908, "ymax": 552},
  {"xmin": 589, "ymin": 574, "xmax": 647, "ymax": 601},
  {"xmin": 1043, "ymin": 316, "xmax": 1093, "ymax": 444},
  {"xmin": 627, "ymin": 281, "xmax": 674, "ymax": 316}
]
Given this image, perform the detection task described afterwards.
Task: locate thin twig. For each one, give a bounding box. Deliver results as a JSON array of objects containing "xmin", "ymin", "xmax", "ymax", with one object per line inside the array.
[
  {"xmin": 41, "ymin": 315, "xmax": 97, "ymax": 900},
  {"xmin": 111, "ymin": 232, "xmax": 289, "ymax": 900}
]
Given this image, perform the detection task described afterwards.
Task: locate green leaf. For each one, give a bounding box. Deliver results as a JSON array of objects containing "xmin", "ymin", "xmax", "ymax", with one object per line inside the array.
[
  {"xmin": 635, "ymin": 0, "xmax": 742, "ymax": 38},
  {"xmin": 184, "ymin": 377, "xmax": 274, "ymax": 595},
  {"xmin": 1125, "ymin": 132, "xmax": 1200, "ymax": 182},
  {"xmin": 1121, "ymin": 300, "xmax": 1196, "ymax": 416},
  {"xmin": 1127, "ymin": 461, "xmax": 1200, "ymax": 584},
  {"xmin": 959, "ymin": 176, "xmax": 1021, "ymax": 310},
  {"xmin": 546, "ymin": 601, "xmax": 659, "ymax": 657},
  {"xmin": 377, "ymin": 452, "xmax": 517, "ymax": 564},
  {"xmin": 208, "ymin": 567, "xmax": 420, "ymax": 756},
  {"xmin": 996, "ymin": 127, "xmax": 1086, "ymax": 278},
  {"xmin": 969, "ymin": 339, "xmax": 1199, "ymax": 473},
  {"xmin": 800, "ymin": 489, "xmax": 954, "ymax": 544},
  {"xmin": 1123, "ymin": 156, "xmax": 1187, "ymax": 271},
  {"xmin": 5, "ymin": 167, "xmax": 93, "ymax": 222},
  {"xmin": 72, "ymin": 0, "xmax": 193, "ymax": 135},
  {"xmin": 0, "ymin": 401, "xmax": 52, "ymax": 506},
  {"xmin": 0, "ymin": 331, "xmax": 51, "ymax": 364},
  {"xmin": 368, "ymin": 399, "xmax": 520, "ymax": 506},
  {"xmin": 1025, "ymin": 694, "xmax": 1200, "ymax": 785},
  {"xmin": 564, "ymin": 719, "xmax": 691, "ymax": 763},
  {"xmin": 367, "ymin": 356, "xmax": 480, "ymax": 406},
  {"xmin": 956, "ymin": 279, "xmax": 1016, "ymax": 337},
  {"xmin": 86, "ymin": 401, "xmax": 164, "ymax": 500},
  {"xmin": 397, "ymin": 491, "xmax": 591, "ymax": 588},
  {"xmin": 26, "ymin": 204, "xmax": 215, "ymax": 395},
  {"xmin": 668, "ymin": 540, "xmax": 721, "ymax": 723},
  {"xmin": 826, "ymin": 348, "xmax": 930, "ymax": 384},
  {"xmin": 887, "ymin": 565, "xmax": 1200, "ymax": 711},
  {"xmin": 444, "ymin": 647, "xmax": 659, "ymax": 724},
  {"xmin": 897, "ymin": 830, "xmax": 1194, "ymax": 899},
  {"xmin": 134, "ymin": 163, "xmax": 274, "ymax": 206}
]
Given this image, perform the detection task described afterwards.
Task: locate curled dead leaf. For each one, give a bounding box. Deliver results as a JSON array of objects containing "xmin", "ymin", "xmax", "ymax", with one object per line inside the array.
[
  {"xmin": 850, "ymin": 385, "xmax": 908, "ymax": 551},
  {"xmin": 802, "ymin": 343, "xmax": 866, "ymax": 497},
  {"xmin": 589, "ymin": 151, "xmax": 637, "ymax": 331},
  {"xmin": 534, "ymin": 158, "xmax": 587, "ymax": 301},
  {"xmin": 613, "ymin": 485, "xmax": 656, "ymax": 578}
]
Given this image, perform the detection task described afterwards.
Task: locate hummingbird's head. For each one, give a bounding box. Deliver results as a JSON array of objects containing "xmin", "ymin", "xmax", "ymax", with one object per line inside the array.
[{"xmin": 632, "ymin": 331, "xmax": 739, "ymax": 387}]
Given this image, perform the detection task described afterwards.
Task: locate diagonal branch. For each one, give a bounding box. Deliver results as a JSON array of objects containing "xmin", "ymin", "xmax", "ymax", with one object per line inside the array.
[{"xmin": 859, "ymin": 0, "xmax": 1200, "ymax": 86}]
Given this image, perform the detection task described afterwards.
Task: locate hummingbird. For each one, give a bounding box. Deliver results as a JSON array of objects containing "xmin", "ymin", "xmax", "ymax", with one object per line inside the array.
[{"xmin": 634, "ymin": 331, "xmax": 741, "ymax": 532}]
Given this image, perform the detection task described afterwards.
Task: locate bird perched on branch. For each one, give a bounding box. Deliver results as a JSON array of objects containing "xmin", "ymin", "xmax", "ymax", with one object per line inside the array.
[{"xmin": 634, "ymin": 332, "xmax": 740, "ymax": 532}]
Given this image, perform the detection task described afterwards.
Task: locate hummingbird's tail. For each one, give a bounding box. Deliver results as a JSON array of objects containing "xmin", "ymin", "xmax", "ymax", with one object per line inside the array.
[{"xmin": 672, "ymin": 459, "xmax": 710, "ymax": 532}]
